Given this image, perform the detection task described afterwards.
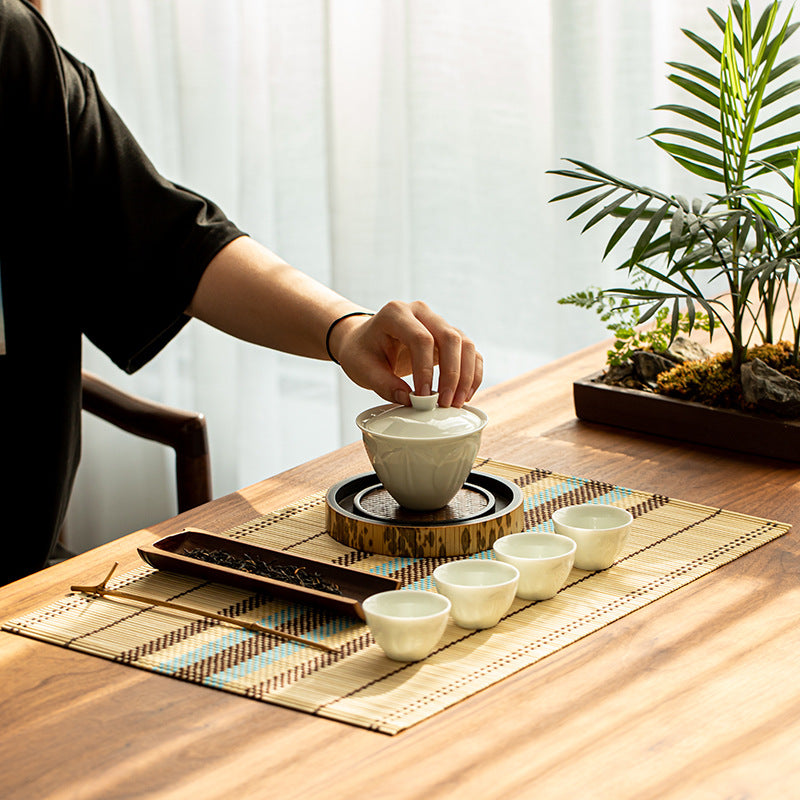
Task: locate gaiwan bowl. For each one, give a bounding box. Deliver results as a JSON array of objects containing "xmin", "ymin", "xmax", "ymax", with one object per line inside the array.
[{"xmin": 356, "ymin": 393, "xmax": 488, "ymax": 511}]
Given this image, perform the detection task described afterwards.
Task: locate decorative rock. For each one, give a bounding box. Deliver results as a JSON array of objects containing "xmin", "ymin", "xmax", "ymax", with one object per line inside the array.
[
  {"xmin": 664, "ymin": 335, "xmax": 713, "ymax": 364},
  {"xmin": 631, "ymin": 350, "xmax": 676, "ymax": 383},
  {"xmin": 741, "ymin": 358, "xmax": 800, "ymax": 417},
  {"xmin": 604, "ymin": 363, "xmax": 634, "ymax": 383}
]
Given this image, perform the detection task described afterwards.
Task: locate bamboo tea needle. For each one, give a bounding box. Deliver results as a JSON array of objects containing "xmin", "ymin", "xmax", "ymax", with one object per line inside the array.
[{"xmin": 71, "ymin": 563, "xmax": 339, "ymax": 654}]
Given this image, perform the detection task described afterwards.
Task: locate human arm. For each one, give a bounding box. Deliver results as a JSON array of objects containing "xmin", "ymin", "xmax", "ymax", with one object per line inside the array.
[{"xmin": 186, "ymin": 236, "xmax": 483, "ymax": 407}]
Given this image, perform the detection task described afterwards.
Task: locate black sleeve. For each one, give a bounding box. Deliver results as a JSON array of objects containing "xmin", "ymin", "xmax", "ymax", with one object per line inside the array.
[
  {"xmin": 1, "ymin": 0, "xmax": 245, "ymax": 373},
  {"xmin": 64, "ymin": 54, "xmax": 246, "ymax": 372}
]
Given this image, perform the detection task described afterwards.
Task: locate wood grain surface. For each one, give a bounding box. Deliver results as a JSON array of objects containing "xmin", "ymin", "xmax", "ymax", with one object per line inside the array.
[{"xmin": 2, "ymin": 338, "xmax": 798, "ymax": 800}]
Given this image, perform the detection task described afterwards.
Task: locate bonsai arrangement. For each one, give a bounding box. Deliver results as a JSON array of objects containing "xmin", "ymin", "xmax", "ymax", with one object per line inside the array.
[{"xmin": 551, "ymin": 0, "xmax": 800, "ymax": 421}]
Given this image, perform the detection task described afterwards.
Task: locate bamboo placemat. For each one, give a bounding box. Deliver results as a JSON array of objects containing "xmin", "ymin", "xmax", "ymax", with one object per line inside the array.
[{"xmin": 3, "ymin": 460, "xmax": 790, "ymax": 734}]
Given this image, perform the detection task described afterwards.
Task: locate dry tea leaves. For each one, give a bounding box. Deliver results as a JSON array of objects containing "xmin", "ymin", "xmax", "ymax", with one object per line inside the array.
[{"xmin": 183, "ymin": 548, "xmax": 343, "ymax": 595}]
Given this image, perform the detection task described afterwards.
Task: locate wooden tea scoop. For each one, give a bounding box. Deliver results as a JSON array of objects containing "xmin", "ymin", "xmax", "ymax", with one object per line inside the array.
[{"xmin": 71, "ymin": 562, "xmax": 340, "ymax": 654}]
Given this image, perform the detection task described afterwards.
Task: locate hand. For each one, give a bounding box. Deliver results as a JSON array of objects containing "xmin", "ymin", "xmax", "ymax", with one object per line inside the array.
[{"xmin": 329, "ymin": 300, "xmax": 483, "ymax": 407}]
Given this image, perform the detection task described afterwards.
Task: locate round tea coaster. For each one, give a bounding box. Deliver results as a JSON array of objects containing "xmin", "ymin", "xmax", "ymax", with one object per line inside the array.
[
  {"xmin": 353, "ymin": 482, "xmax": 495, "ymax": 525},
  {"xmin": 326, "ymin": 471, "xmax": 525, "ymax": 557}
]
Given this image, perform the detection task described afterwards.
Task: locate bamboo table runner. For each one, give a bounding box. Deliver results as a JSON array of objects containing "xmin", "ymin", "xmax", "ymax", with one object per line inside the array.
[{"xmin": 3, "ymin": 460, "xmax": 790, "ymax": 734}]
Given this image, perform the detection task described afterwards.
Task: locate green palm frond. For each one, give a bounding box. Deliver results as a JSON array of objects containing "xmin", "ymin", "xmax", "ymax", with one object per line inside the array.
[
  {"xmin": 755, "ymin": 104, "xmax": 800, "ymax": 132},
  {"xmin": 667, "ymin": 75, "xmax": 722, "ymax": 109},
  {"xmin": 652, "ymin": 104, "xmax": 719, "ymax": 131},
  {"xmin": 648, "ymin": 127, "xmax": 723, "ymax": 150},
  {"xmin": 552, "ymin": 0, "xmax": 800, "ymax": 368}
]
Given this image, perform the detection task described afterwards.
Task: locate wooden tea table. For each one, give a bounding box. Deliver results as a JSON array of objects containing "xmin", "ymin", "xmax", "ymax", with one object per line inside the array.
[{"xmin": 2, "ymin": 339, "xmax": 799, "ymax": 799}]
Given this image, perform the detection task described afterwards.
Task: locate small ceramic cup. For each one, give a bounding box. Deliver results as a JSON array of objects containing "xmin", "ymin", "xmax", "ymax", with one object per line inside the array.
[
  {"xmin": 432, "ymin": 559, "xmax": 519, "ymax": 629},
  {"xmin": 362, "ymin": 590, "xmax": 451, "ymax": 662},
  {"xmin": 551, "ymin": 503, "xmax": 633, "ymax": 571},
  {"xmin": 492, "ymin": 532, "xmax": 576, "ymax": 600}
]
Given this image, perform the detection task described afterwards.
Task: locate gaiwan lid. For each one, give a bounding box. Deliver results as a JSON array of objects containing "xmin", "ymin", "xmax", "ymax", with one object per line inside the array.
[{"xmin": 357, "ymin": 393, "xmax": 487, "ymax": 439}]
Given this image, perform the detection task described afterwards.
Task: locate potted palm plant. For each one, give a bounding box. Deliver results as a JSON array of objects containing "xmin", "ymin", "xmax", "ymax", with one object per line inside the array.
[{"xmin": 550, "ymin": 0, "xmax": 800, "ymax": 460}]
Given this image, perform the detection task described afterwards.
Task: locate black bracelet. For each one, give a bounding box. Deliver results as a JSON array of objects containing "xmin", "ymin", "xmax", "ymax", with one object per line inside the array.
[{"xmin": 325, "ymin": 311, "xmax": 374, "ymax": 364}]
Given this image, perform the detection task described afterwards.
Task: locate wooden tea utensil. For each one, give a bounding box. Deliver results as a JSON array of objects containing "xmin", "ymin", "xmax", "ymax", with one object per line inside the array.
[{"xmin": 71, "ymin": 563, "xmax": 340, "ymax": 654}]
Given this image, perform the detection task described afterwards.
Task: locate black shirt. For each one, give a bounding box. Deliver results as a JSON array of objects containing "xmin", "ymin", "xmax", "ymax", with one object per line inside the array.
[{"xmin": 0, "ymin": 0, "xmax": 244, "ymax": 583}]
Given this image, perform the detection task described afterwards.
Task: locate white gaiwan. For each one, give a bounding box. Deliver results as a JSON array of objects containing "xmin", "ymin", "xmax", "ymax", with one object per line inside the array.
[{"xmin": 356, "ymin": 393, "xmax": 488, "ymax": 511}]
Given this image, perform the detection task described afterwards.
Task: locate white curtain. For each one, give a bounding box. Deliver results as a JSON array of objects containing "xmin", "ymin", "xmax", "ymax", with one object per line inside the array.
[{"xmin": 43, "ymin": 0, "xmax": 726, "ymax": 551}]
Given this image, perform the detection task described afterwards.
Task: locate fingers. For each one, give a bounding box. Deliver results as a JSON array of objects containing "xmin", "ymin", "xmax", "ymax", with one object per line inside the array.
[
  {"xmin": 332, "ymin": 300, "xmax": 483, "ymax": 408},
  {"xmin": 369, "ymin": 301, "xmax": 483, "ymax": 407},
  {"xmin": 451, "ymin": 341, "xmax": 483, "ymax": 408},
  {"xmin": 403, "ymin": 301, "xmax": 482, "ymax": 408}
]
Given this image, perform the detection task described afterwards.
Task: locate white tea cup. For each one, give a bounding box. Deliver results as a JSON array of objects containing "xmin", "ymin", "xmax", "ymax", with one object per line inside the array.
[
  {"xmin": 432, "ymin": 559, "xmax": 519, "ymax": 629},
  {"xmin": 492, "ymin": 532, "xmax": 576, "ymax": 600},
  {"xmin": 551, "ymin": 503, "xmax": 633, "ymax": 571},
  {"xmin": 362, "ymin": 590, "xmax": 451, "ymax": 662}
]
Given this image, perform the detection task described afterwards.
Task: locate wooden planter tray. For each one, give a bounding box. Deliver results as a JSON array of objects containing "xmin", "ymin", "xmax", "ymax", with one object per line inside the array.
[{"xmin": 573, "ymin": 372, "xmax": 800, "ymax": 462}]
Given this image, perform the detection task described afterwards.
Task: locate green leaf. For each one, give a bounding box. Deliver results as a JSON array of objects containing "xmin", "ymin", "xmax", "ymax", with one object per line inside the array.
[
  {"xmin": 760, "ymin": 19, "xmax": 800, "ymax": 74},
  {"xmin": 794, "ymin": 148, "xmax": 800, "ymax": 221},
  {"xmin": 668, "ymin": 74, "xmax": 721, "ymax": 109},
  {"xmin": 731, "ymin": 0, "xmax": 744, "ymax": 31},
  {"xmin": 629, "ymin": 231, "xmax": 674, "ymax": 263},
  {"xmin": 708, "ymin": 8, "xmax": 728, "ymax": 37},
  {"xmin": 653, "ymin": 104, "xmax": 719, "ymax": 132},
  {"xmin": 686, "ymin": 296, "xmax": 697, "ymax": 330},
  {"xmin": 752, "ymin": 2, "xmax": 777, "ymax": 52},
  {"xmin": 671, "ymin": 156, "xmax": 726, "ymax": 182},
  {"xmin": 633, "ymin": 263, "xmax": 692, "ymax": 295},
  {"xmin": 743, "ymin": 1, "xmax": 753, "ymax": 74},
  {"xmin": 754, "ymin": 149, "xmax": 800, "ymax": 170},
  {"xmin": 636, "ymin": 298, "xmax": 667, "ymax": 326},
  {"xmin": 682, "ymin": 28, "xmax": 722, "ymax": 64},
  {"xmin": 750, "ymin": 131, "xmax": 800, "ymax": 153},
  {"xmin": 743, "ymin": 199, "xmax": 767, "ymax": 250},
  {"xmin": 736, "ymin": 213, "xmax": 753, "ymax": 256},
  {"xmin": 734, "ymin": 11, "xmax": 793, "ymax": 179},
  {"xmin": 674, "ymin": 243, "xmax": 714, "ymax": 270},
  {"xmin": 581, "ymin": 191, "xmax": 636, "ymax": 232},
  {"xmin": 549, "ymin": 183, "xmax": 604, "ymax": 203},
  {"xmin": 670, "ymin": 297, "xmax": 681, "ymax": 342},
  {"xmin": 560, "ymin": 159, "xmax": 646, "ymax": 193},
  {"xmin": 768, "ymin": 54, "xmax": 800, "ymax": 82},
  {"xmin": 547, "ymin": 168, "xmax": 606, "ymax": 184},
  {"xmin": 669, "ymin": 204, "xmax": 685, "ymax": 262},
  {"xmin": 780, "ymin": 21, "xmax": 800, "ymax": 46},
  {"xmin": 648, "ymin": 127, "xmax": 723, "ymax": 151},
  {"xmin": 567, "ymin": 187, "xmax": 616, "ymax": 221},
  {"xmin": 762, "ymin": 79, "xmax": 800, "ymax": 107},
  {"xmin": 665, "ymin": 61, "xmax": 720, "ymax": 88},
  {"xmin": 713, "ymin": 208, "xmax": 749, "ymax": 243},
  {"xmin": 603, "ymin": 197, "xmax": 651, "ymax": 258},
  {"xmin": 700, "ymin": 298, "xmax": 717, "ymax": 338},
  {"xmin": 651, "ymin": 139, "xmax": 725, "ymax": 168},
  {"xmin": 722, "ymin": 13, "xmax": 745, "ymax": 118},
  {"xmin": 754, "ymin": 104, "xmax": 800, "ymax": 132},
  {"xmin": 630, "ymin": 201, "xmax": 671, "ymax": 267}
]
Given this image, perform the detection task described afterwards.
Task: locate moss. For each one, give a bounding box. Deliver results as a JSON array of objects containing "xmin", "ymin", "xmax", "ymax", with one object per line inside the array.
[{"xmin": 655, "ymin": 341, "xmax": 800, "ymax": 410}]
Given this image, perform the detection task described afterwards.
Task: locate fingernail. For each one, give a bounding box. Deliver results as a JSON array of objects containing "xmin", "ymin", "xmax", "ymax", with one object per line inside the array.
[
  {"xmin": 452, "ymin": 390, "xmax": 466, "ymax": 407},
  {"xmin": 419, "ymin": 383, "xmax": 431, "ymax": 397},
  {"xmin": 438, "ymin": 390, "xmax": 453, "ymax": 408},
  {"xmin": 393, "ymin": 389, "xmax": 410, "ymax": 406}
]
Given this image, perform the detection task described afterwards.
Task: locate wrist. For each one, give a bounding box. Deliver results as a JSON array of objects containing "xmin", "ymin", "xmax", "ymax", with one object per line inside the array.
[{"xmin": 325, "ymin": 311, "xmax": 374, "ymax": 365}]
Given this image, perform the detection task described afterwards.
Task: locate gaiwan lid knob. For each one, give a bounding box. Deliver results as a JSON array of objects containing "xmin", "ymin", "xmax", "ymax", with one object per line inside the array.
[{"xmin": 360, "ymin": 393, "xmax": 486, "ymax": 439}]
